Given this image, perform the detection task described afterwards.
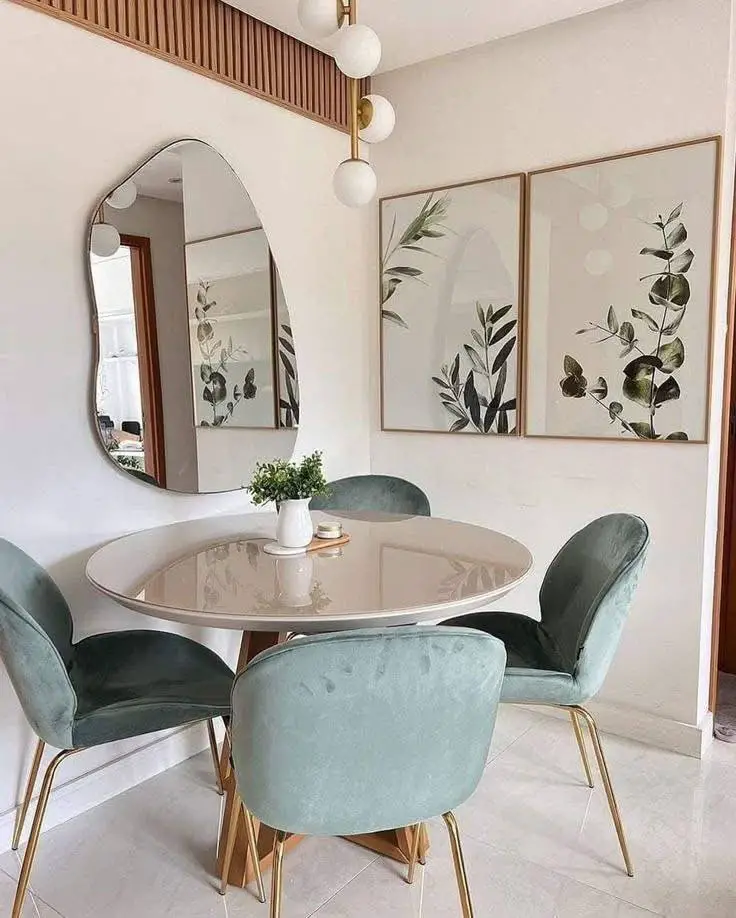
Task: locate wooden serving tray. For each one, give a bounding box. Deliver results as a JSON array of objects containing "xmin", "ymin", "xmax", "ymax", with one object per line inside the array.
[{"xmin": 306, "ymin": 532, "xmax": 351, "ymax": 552}]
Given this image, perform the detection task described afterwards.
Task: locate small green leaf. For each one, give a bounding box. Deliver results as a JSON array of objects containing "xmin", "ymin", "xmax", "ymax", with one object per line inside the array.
[
  {"xmin": 666, "ymin": 203, "xmax": 683, "ymax": 225},
  {"xmin": 623, "ymin": 376, "xmax": 656, "ymax": 407},
  {"xmin": 476, "ymin": 302, "xmax": 486, "ymax": 328},
  {"xmin": 382, "ymin": 309, "xmax": 409, "ymax": 329},
  {"xmin": 564, "ymin": 355, "xmax": 583, "ymax": 377},
  {"xmin": 279, "ymin": 335, "xmax": 295, "ymax": 355},
  {"xmin": 666, "ymin": 223, "xmax": 687, "ymax": 249},
  {"xmin": 450, "ymin": 354, "xmax": 460, "ymax": 386},
  {"xmin": 654, "ymin": 375, "xmax": 681, "ymax": 406},
  {"xmin": 432, "ymin": 376, "xmax": 452, "ymax": 390},
  {"xmin": 620, "ymin": 321, "xmax": 635, "ymax": 343},
  {"xmin": 463, "ymin": 371, "xmax": 481, "ymax": 428},
  {"xmin": 464, "ymin": 344, "xmax": 485, "ymax": 373},
  {"xmin": 649, "ymin": 274, "xmax": 690, "ymax": 307},
  {"xmin": 629, "ymin": 421, "xmax": 656, "ymax": 439},
  {"xmin": 590, "ymin": 376, "xmax": 608, "ymax": 399},
  {"xmin": 666, "ymin": 431, "xmax": 689, "ymax": 440},
  {"xmin": 657, "ymin": 337, "xmax": 685, "ymax": 373},
  {"xmin": 623, "ymin": 355, "xmax": 662, "ymax": 379},
  {"xmin": 385, "ymin": 266, "xmax": 423, "ymax": 278},
  {"xmin": 669, "ymin": 249, "xmax": 694, "ymax": 273},
  {"xmin": 471, "ymin": 329, "xmax": 484, "ymax": 348},
  {"xmin": 492, "ymin": 337, "xmax": 516, "ymax": 375},
  {"xmin": 497, "ymin": 410, "xmax": 509, "ymax": 435},
  {"xmin": 608, "ymin": 401, "xmax": 623, "ymax": 421},
  {"xmin": 490, "ymin": 320, "xmax": 516, "ymax": 346},
  {"xmin": 560, "ymin": 374, "xmax": 587, "ymax": 398},
  {"xmin": 450, "ymin": 418, "xmax": 470, "ymax": 432},
  {"xmin": 491, "ymin": 304, "xmax": 514, "ymax": 324},
  {"xmin": 631, "ymin": 308, "xmax": 660, "ymax": 332},
  {"xmin": 200, "ymin": 365, "xmax": 212, "ymax": 383},
  {"xmin": 662, "ymin": 310, "xmax": 685, "ymax": 335},
  {"xmin": 640, "ymin": 247, "xmax": 673, "ymax": 260},
  {"xmin": 607, "ymin": 306, "xmax": 619, "ymax": 334}
]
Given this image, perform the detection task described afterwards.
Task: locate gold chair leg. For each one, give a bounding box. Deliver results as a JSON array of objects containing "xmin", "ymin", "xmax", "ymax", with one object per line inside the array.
[
  {"xmin": 206, "ymin": 719, "xmax": 224, "ymax": 796},
  {"xmin": 419, "ymin": 822, "xmax": 428, "ymax": 865},
  {"xmin": 270, "ymin": 830, "xmax": 288, "ymax": 918},
  {"xmin": 12, "ymin": 739, "xmax": 45, "ymax": 851},
  {"xmin": 12, "ymin": 749, "xmax": 77, "ymax": 918},
  {"xmin": 442, "ymin": 812, "xmax": 474, "ymax": 918},
  {"xmin": 406, "ymin": 822, "xmax": 422, "ymax": 885},
  {"xmin": 572, "ymin": 706, "xmax": 634, "ymax": 877},
  {"xmin": 219, "ymin": 793, "xmax": 266, "ymax": 903},
  {"xmin": 569, "ymin": 710, "xmax": 594, "ymax": 789}
]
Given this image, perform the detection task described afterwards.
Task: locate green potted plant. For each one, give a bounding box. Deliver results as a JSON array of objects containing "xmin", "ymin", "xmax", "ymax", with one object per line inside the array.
[{"xmin": 247, "ymin": 452, "xmax": 329, "ymax": 554}]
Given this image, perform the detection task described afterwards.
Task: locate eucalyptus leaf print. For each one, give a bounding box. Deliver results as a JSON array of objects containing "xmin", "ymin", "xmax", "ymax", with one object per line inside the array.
[
  {"xmin": 278, "ymin": 322, "xmax": 300, "ymax": 428},
  {"xmin": 195, "ymin": 281, "xmax": 257, "ymax": 427},
  {"xmin": 561, "ymin": 204, "xmax": 693, "ymax": 440}
]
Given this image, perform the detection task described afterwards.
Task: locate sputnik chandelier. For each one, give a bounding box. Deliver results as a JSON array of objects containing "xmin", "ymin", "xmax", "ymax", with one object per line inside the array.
[{"xmin": 297, "ymin": 0, "xmax": 395, "ymax": 206}]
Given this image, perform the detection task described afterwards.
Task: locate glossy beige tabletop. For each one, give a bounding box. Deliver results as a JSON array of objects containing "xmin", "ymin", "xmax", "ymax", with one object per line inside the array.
[{"xmin": 86, "ymin": 511, "xmax": 533, "ymax": 631}]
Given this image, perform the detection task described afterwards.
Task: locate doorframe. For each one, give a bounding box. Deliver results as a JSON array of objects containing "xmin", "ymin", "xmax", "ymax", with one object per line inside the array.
[
  {"xmin": 121, "ymin": 234, "xmax": 167, "ymax": 488},
  {"xmin": 710, "ymin": 170, "xmax": 736, "ymax": 709}
]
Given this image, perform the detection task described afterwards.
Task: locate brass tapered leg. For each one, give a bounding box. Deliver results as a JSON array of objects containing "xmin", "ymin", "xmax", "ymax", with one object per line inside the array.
[
  {"xmin": 12, "ymin": 750, "xmax": 77, "ymax": 918},
  {"xmin": 219, "ymin": 793, "xmax": 266, "ymax": 903},
  {"xmin": 270, "ymin": 830, "xmax": 288, "ymax": 918},
  {"xmin": 12, "ymin": 739, "xmax": 45, "ymax": 851},
  {"xmin": 206, "ymin": 719, "xmax": 224, "ymax": 796},
  {"xmin": 572, "ymin": 706, "xmax": 634, "ymax": 877},
  {"xmin": 406, "ymin": 823, "xmax": 422, "ymax": 885},
  {"xmin": 569, "ymin": 710, "xmax": 594, "ymax": 789},
  {"xmin": 442, "ymin": 812, "xmax": 474, "ymax": 918},
  {"xmin": 419, "ymin": 822, "xmax": 429, "ymax": 865}
]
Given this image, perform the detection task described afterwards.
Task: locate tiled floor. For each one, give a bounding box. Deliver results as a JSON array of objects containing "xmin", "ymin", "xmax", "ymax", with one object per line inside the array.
[{"xmin": 3, "ymin": 706, "xmax": 736, "ymax": 917}]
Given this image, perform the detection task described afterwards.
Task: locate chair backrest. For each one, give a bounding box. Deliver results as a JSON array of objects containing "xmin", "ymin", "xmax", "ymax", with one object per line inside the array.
[
  {"xmin": 539, "ymin": 514, "xmax": 649, "ymax": 698},
  {"xmin": 0, "ymin": 540, "xmax": 77, "ymax": 748},
  {"xmin": 310, "ymin": 475, "xmax": 431, "ymax": 516},
  {"xmin": 230, "ymin": 626, "xmax": 505, "ymax": 836}
]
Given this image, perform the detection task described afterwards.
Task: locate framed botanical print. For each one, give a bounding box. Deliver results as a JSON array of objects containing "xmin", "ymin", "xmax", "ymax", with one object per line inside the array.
[
  {"xmin": 380, "ymin": 173, "xmax": 524, "ymax": 435},
  {"xmin": 524, "ymin": 137, "xmax": 720, "ymax": 442}
]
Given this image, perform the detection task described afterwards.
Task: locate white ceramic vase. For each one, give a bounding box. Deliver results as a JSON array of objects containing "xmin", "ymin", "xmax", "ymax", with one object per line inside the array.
[{"xmin": 276, "ymin": 498, "xmax": 313, "ymax": 549}]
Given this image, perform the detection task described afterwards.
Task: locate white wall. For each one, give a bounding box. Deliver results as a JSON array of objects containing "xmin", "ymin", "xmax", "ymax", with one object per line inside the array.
[
  {"xmin": 373, "ymin": 0, "xmax": 735, "ymax": 755},
  {"xmin": 0, "ymin": 0, "xmax": 371, "ymax": 843},
  {"xmin": 104, "ymin": 195, "xmax": 199, "ymax": 491}
]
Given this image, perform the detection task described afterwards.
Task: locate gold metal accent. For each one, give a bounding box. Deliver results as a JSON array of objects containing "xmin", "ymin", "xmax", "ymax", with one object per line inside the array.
[
  {"xmin": 12, "ymin": 739, "xmax": 45, "ymax": 851},
  {"xmin": 443, "ymin": 811, "xmax": 474, "ymax": 918},
  {"xmin": 220, "ymin": 793, "xmax": 266, "ymax": 902},
  {"xmin": 244, "ymin": 807, "xmax": 267, "ymax": 903},
  {"xmin": 419, "ymin": 822, "xmax": 429, "ymax": 865},
  {"xmin": 206, "ymin": 719, "xmax": 224, "ymax": 796},
  {"xmin": 569, "ymin": 710, "xmax": 594, "ymax": 789},
  {"xmin": 358, "ymin": 97, "xmax": 373, "ymax": 131},
  {"xmin": 270, "ymin": 830, "xmax": 288, "ymax": 918},
  {"xmin": 406, "ymin": 822, "xmax": 422, "ymax": 885},
  {"xmin": 12, "ymin": 749, "xmax": 78, "ymax": 918},
  {"xmin": 572, "ymin": 706, "xmax": 634, "ymax": 877},
  {"xmin": 337, "ymin": 0, "xmax": 350, "ymax": 28}
]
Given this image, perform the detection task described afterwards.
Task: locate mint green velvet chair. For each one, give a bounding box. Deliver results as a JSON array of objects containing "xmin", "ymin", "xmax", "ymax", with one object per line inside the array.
[
  {"xmin": 0, "ymin": 538, "xmax": 251, "ymax": 918},
  {"xmin": 443, "ymin": 513, "xmax": 649, "ymax": 877},
  {"xmin": 221, "ymin": 626, "xmax": 507, "ymax": 918},
  {"xmin": 310, "ymin": 474, "xmax": 431, "ymax": 516}
]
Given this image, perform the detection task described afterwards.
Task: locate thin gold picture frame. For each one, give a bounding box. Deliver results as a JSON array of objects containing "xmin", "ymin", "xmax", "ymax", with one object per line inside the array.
[
  {"xmin": 379, "ymin": 171, "xmax": 527, "ymax": 437},
  {"xmin": 521, "ymin": 135, "xmax": 722, "ymax": 446}
]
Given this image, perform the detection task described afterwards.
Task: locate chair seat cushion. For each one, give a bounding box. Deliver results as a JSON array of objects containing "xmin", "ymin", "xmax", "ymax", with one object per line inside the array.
[
  {"xmin": 441, "ymin": 611, "xmax": 585, "ymax": 706},
  {"xmin": 69, "ymin": 630, "xmax": 234, "ymax": 748}
]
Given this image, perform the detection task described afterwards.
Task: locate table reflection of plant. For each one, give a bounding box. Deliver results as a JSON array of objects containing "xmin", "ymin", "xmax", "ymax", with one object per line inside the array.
[
  {"xmin": 253, "ymin": 582, "xmax": 332, "ymax": 615},
  {"xmin": 202, "ymin": 540, "xmax": 251, "ymax": 610},
  {"xmin": 438, "ymin": 559, "xmax": 509, "ymax": 601}
]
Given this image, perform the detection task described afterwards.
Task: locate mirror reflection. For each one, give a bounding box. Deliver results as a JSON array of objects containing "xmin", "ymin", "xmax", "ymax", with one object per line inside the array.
[{"xmin": 89, "ymin": 140, "xmax": 299, "ymax": 493}]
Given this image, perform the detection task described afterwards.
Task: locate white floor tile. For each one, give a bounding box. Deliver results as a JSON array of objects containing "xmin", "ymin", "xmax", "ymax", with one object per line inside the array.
[{"xmin": 0, "ymin": 867, "xmax": 63, "ymax": 917}]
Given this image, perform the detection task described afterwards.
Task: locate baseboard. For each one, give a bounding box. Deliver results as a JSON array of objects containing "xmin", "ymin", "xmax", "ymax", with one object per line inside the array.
[
  {"xmin": 0, "ymin": 722, "xmax": 213, "ymax": 855},
  {"xmin": 529, "ymin": 701, "xmax": 714, "ymax": 758}
]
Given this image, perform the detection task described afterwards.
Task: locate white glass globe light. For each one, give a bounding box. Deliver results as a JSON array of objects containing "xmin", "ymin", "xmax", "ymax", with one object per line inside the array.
[
  {"xmin": 334, "ymin": 24, "xmax": 381, "ymax": 78},
  {"xmin": 359, "ymin": 94, "xmax": 395, "ymax": 144},
  {"xmin": 333, "ymin": 159, "xmax": 377, "ymax": 207},
  {"xmin": 106, "ymin": 180, "xmax": 138, "ymax": 210},
  {"xmin": 91, "ymin": 223, "xmax": 121, "ymax": 257},
  {"xmin": 297, "ymin": 0, "xmax": 342, "ymax": 37}
]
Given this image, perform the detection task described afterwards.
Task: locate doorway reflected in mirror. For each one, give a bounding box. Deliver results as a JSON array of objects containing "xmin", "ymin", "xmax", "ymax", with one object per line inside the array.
[{"xmin": 88, "ymin": 140, "xmax": 299, "ymax": 493}]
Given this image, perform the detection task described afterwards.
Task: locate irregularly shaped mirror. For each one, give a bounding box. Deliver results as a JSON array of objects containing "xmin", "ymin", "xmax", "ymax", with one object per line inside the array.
[{"xmin": 88, "ymin": 140, "xmax": 299, "ymax": 492}]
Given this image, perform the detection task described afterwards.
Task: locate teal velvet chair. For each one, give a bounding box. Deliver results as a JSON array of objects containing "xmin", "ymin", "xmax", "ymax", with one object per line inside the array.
[
  {"xmin": 0, "ymin": 538, "xmax": 255, "ymax": 918},
  {"xmin": 442, "ymin": 514, "xmax": 649, "ymax": 877},
  {"xmin": 310, "ymin": 474, "xmax": 431, "ymax": 516},
  {"xmin": 221, "ymin": 626, "xmax": 507, "ymax": 918}
]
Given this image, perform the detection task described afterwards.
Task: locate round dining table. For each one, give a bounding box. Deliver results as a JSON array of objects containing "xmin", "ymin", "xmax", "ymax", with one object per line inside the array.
[{"xmin": 86, "ymin": 509, "xmax": 533, "ymax": 890}]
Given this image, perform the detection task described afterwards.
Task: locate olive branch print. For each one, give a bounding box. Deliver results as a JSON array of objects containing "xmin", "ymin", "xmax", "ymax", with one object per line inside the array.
[
  {"xmin": 432, "ymin": 302, "xmax": 517, "ymax": 434},
  {"xmin": 560, "ymin": 203, "xmax": 693, "ymax": 440},
  {"xmin": 381, "ymin": 193, "xmax": 449, "ymax": 329},
  {"xmin": 194, "ymin": 281, "xmax": 257, "ymax": 427},
  {"xmin": 277, "ymin": 322, "xmax": 299, "ymax": 428}
]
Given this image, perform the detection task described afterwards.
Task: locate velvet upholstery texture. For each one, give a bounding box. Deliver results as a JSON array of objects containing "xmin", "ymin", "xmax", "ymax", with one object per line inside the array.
[
  {"xmin": 0, "ymin": 539, "xmax": 234, "ymax": 749},
  {"xmin": 310, "ymin": 475, "xmax": 431, "ymax": 516},
  {"xmin": 443, "ymin": 515, "xmax": 649, "ymax": 706},
  {"xmin": 230, "ymin": 626, "xmax": 506, "ymax": 837}
]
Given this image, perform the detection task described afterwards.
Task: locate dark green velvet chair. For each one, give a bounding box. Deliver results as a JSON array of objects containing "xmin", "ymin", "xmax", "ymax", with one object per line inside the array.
[
  {"xmin": 443, "ymin": 513, "xmax": 649, "ymax": 878},
  {"xmin": 310, "ymin": 474, "xmax": 431, "ymax": 516},
  {"xmin": 221, "ymin": 626, "xmax": 507, "ymax": 918},
  {"xmin": 0, "ymin": 538, "xmax": 246, "ymax": 918}
]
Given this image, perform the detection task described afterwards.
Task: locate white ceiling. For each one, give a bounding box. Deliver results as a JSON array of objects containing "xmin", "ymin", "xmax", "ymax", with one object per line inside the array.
[{"xmin": 223, "ymin": 0, "xmax": 628, "ymax": 72}]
